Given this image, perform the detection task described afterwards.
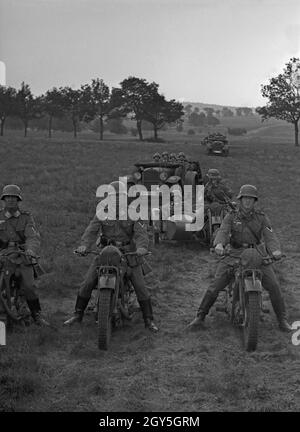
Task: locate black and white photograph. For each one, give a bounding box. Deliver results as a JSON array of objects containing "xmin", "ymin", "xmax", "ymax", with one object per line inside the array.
[{"xmin": 0, "ymin": 0, "xmax": 300, "ymax": 416}]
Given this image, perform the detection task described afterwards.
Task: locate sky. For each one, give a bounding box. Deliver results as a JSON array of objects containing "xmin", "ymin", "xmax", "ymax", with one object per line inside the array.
[{"xmin": 0, "ymin": 0, "xmax": 300, "ymax": 107}]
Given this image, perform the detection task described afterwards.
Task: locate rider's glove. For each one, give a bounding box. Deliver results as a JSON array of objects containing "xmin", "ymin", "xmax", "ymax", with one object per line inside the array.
[
  {"xmin": 26, "ymin": 249, "xmax": 36, "ymax": 258},
  {"xmin": 272, "ymin": 250, "xmax": 282, "ymax": 260},
  {"xmin": 76, "ymin": 245, "xmax": 87, "ymax": 255},
  {"xmin": 136, "ymin": 247, "xmax": 148, "ymax": 256},
  {"xmin": 215, "ymin": 243, "xmax": 224, "ymax": 256}
]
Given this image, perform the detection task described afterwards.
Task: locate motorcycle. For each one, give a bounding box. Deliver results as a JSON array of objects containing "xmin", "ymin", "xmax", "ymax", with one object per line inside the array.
[
  {"xmin": 0, "ymin": 247, "xmax": 35, "ymax": 331},
  {"xmin": 75, "ymin": 243, "xmax": 150, "ymax": 351},
  {"xmin": 205, "ymin": 198, "xmax": 236, "ymax": 247},
  {"xmin": 215, "ymin": 247, "xmax": 283, "ymax": 352}
]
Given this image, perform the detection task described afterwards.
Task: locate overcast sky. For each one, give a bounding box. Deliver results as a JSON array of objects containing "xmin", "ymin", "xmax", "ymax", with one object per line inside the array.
[{"xmin": 0, "ymin": 0, "xmax": 299, "ymax": 106}]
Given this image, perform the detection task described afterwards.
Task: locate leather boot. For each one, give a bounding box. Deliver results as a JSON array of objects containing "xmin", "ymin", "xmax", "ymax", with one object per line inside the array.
[
  {"xmin": 139, "ymin": 299, "xmax": 159, "ymax": 333},
  {"xmin": 27, "ymin": 298, "xmax": 50, "ymax": 326},
  {"xmin": 187, "ymin": 291, "xmax": 218, "ymax": 330},
  {"xmin": 269, "ymin": 292, "xmax": 292, "ymax": 333},
  {"xmin": 63, "ymin": 295, "xmax": 89, "ymax": 326}
]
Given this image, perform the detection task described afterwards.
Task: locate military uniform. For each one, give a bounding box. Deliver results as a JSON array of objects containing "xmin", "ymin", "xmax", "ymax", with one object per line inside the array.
[
  {"xmin": 0, "ymin": 209, "xmax": 40, "ymax": 301},
  {"xmin": 78, "ymin": 216, "xmax": 150, "ymax": 301},
  {"xmin": 194, "ymin": 206, "xmax": 289, "ymax": 327},
  {"xmin": 204, "ymin": 181, "xmax": 233, "ymax": 204}
]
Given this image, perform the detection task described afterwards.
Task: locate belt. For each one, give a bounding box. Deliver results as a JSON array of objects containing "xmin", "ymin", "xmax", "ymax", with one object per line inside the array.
[
  {"xmin": 231, "ymin": 240, "xmax": 256, "ymax": 249},
  {"xmin": 8, "ymin": 241, "xmax": 19, "ymax": 247}
]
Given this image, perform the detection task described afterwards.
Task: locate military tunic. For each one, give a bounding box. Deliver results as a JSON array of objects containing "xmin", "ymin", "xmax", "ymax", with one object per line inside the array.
[
  {"xmin": 78, "ymin": 216, "xmax": 150, "ymax": 301},
  {"xmin": 0, "ymin": 209, "xmax": 40, "ymax": 300}
]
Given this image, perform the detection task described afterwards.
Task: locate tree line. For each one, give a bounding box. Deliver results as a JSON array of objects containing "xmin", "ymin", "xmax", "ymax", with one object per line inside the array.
[{"xmin": 0, "ymin": 77, "xmax": 184, "ymax": 140}]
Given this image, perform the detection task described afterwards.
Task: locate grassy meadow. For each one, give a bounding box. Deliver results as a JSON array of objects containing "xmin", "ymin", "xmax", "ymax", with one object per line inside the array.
[{"xmin": 0, "ymin": 122, "xmax": 299, "ymax": 411}]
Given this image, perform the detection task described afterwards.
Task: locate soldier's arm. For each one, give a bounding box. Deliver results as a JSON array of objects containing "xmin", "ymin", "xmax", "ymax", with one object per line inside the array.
[
  {"xmin": 24, "ymin": 214, "xmax": 41, "ymax": 255},
  {"xmin": 213, "ymin": 212, "xmax": 233, "ymax": 247},
  {"xmin": 81, "ymin": 215, "xmax": 102, "ymax": 249},
  {"xmin": 133, "ymin": 221, "xmax": 149, "ymax": 250},
  {"xmin": 262, "ymin": 214, "xmax": 281, "ymax": 254}
]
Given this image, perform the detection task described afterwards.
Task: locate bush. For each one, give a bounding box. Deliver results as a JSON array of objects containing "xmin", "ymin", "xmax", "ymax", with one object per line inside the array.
[
  {"xmin": 130, "ymin": 128, "xmax": 138, "ymax": 137},
  {"xmin": 227, "ymin": 127, "xmax": 247, "ymax": 136},
  {"xmin": 106, "ymin": 118, "xmax": 128, "ymax": 134},
  {"xmin": 144, "ymin": 137, "xmax": 166, "ymax": 143},
  {"xmin": 176, "ymin": 124, "xmax": 183, "ymax": 132},
  {"xmin": 187, "ymin": 129, "xmax": 195, "ymax": 135}
]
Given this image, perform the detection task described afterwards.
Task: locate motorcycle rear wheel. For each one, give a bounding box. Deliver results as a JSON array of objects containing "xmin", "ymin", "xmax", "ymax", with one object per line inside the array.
[
  {"xmin": 97, "ymin": 289, "xmax": 113, "ymax": 351},
  {"xmin": 243, "ymin": 292, "xmax": 260, "ymax": 352}
]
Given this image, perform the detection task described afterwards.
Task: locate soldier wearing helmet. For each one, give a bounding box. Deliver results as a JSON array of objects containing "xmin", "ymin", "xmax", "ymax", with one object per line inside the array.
[
  {"xmin": 161, "ymin": 151, "xmax": 169, "ymax": 163},
  {"xmin": 153, "ymin": 153, "xmax": 161, "ymax": 163},
  {"xmin": 0, "ymin": 185, "xmax": 49, "ymax": 326},
  {"xmin": 204, "ymin": 168, "xmax": 233, "ymax": 205},
  {"xmin": 177, "ymin": 151, "xmax": 186, "ymax": 162},
  {"xmin": 64, "ymin": 181, "xmax": 159, "ymax": 332},
  {"xmin": 169, "ymin": 153, "xmax": 177, "ymax": 163},
  {"xmin": 188, "ymin": 184, "xmax": 292, "ymax": 332}
]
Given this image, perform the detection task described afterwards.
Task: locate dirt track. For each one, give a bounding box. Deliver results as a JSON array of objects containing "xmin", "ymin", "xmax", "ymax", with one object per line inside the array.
[{"xmin": 0, "ymin": 133, "xmax": 299, "ymax": 411}]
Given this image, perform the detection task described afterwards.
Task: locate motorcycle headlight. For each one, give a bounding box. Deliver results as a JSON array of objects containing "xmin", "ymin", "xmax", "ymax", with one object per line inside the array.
[
  {"xmin": 160, "ymin": 172, "xmax": 168, "ymax": 181},
  {"xmin": 133, "ymin": 171, "xmax": 142, "ymax": 180}
]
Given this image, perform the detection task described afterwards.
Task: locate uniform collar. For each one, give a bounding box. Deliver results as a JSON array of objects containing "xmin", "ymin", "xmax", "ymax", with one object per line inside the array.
[
  {"xmin": 4, "ymin": 210, "xmax": 21, "ymax": 218},
  {"xmin": 238, "ymin": 206, "xmax": 255, "ymax": 220}
]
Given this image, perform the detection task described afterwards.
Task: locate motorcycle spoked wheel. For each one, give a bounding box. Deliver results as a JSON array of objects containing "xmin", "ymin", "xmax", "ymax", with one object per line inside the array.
[
  {"xmin": 97, "ymin": 288, "xmax": 113, "ymax": 351},
  {"xmin": 242, "ymin": 291, "xmax": 260, "ymax": 352}
]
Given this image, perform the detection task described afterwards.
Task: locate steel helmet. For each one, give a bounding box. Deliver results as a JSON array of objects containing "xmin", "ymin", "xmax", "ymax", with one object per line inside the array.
[
  {"xmin": 207, "ymin": 168, "xmax": 221, "ymax": 179},
  {"xmin": 237, "ymin": 184, "xmax": 258, "ymax": 200},
  {"xmin": 1, "ymin": 184, "xmax": 22, "ymax": 201},
  {"xmin": 153, "ymin": 152, "xmax": 160, "ymax": 159},
  {"xmin": 161, "ymin": 151, "xmax": 169, "ymax": 157},
  {"xmin": 169, "ymin": 152, "xmax": 176, "ymax": 159},
  {"xmin": 108, "ymin": 181, "xmax": 127, "ymax": 196}
]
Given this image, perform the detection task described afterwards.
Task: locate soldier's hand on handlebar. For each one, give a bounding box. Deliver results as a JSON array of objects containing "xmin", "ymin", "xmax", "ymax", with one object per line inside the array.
[
  {"xmin": 75, "ymin": 245, "xmax": 87, "ymax": 255},
  {"xmin": 136, "ymin": 247, "xmax": 148, "ymax": 256},
  {"xmin": 215, "ymin": 243, "xmax": 224, "ymax": 256},
  {"xmin": 272, "ymin": 250, "xmax": 282, "ymax": 261},
  {"xmin": 25, "ymin": 249, "xmax": 36, "ymax": 258}
]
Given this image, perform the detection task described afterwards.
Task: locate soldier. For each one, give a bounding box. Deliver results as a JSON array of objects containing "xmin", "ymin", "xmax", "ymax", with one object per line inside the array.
[
  {"xmin": 64, "ymin": 181, "xmax": 159, "ymax": 332},
  {"xmin": 169, "ymin": 153, "xmax": 177, "ymax": 163},
  {"xmin": 177, "ymin": 151, "xmax": 186, "ymax": 163},
  {"xmin": 161, "ymin": 151, "xmax": 169, "ymax": 163},
  {"xmin": 153, "ymin": 152, "xmax": 161, "ymax": 163},
  {"xmin": 0, "ymin": 185, "xmax": 49, "ymax": 326},
  {"xmin": 204, "ymin": 168, "xmax": 233, "ymax": 204},
  {"xmin": 188, "ymin": 184, "xmax": 292, "ymax": 332}
]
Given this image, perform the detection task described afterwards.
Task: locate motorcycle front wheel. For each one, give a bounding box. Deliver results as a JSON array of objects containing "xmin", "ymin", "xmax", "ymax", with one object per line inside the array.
[
  {"xmin": 97, "ymin": 289, "xmax": 113, "ymax": 351},
  {"xmin": 243, "ymin": 291, "xmax": 260, "ymax": 352}
]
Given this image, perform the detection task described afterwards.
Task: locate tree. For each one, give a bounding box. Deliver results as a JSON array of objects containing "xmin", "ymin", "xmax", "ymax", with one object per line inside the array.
[
  {"xmin": 242, "ymin": 107, "xmax": 253, "ymax": 116},
  {"xmin": 82, "ymin": 79, "xmax": 124, "ymax": 140},
  {"xmin": 188, "ymin": 110, "xmax": 206, "ymax": 127},
  {"xmin": 41, "ymin": 87, "xmax": 65, "ymax": 138},
  {"xmin": 184, "ymin": 104, "xmax": 193, "ymax": 115},
  {"xmin": 0, "ymin": 85, "xmax": 16, "ymax": 136},
  {"xmin": 221, "ymin": 107, "xmax": 234, "ymax": 117},
  {"xmin": 120, "ymin": 76, "xmax": 154, "ymax": 141},
  {"xmin": 15, "ymin": 82, "xmax": 42, "ymax": 137},
  {"xmin": 236, "ymin": 107, "xmax": 243, "ymax": 116},
  {"xmin": 59, "ymin": 86, "xmax": 91, "ymax": 138},
  {"xmin": 142, "ymin": 90, "xmax": 184, "ymax": 140},
  {"xmin": 256, "ymin": 57, "xmax": 300, "ymax": 146}
]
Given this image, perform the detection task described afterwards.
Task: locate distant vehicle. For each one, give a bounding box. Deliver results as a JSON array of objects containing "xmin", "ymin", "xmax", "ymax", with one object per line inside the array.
[
  {"xmin": 125, "ymin": 156, "xmax": 204, "ymax": 244},
  {"xmin": 202, "ymin": 133, "xmax": 229, "ymax": 156}
]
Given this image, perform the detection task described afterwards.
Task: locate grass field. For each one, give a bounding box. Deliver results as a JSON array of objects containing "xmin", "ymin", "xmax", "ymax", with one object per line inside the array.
[{"xmin": 0, "ymin": 126, "xmax": 299, "ymax": 412}]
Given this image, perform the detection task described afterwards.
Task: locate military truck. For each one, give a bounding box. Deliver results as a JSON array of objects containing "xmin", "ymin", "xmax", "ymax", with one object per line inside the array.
[{"xmin": 202, "ymin": 132, "xmax": 229, "ymax": 156}]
